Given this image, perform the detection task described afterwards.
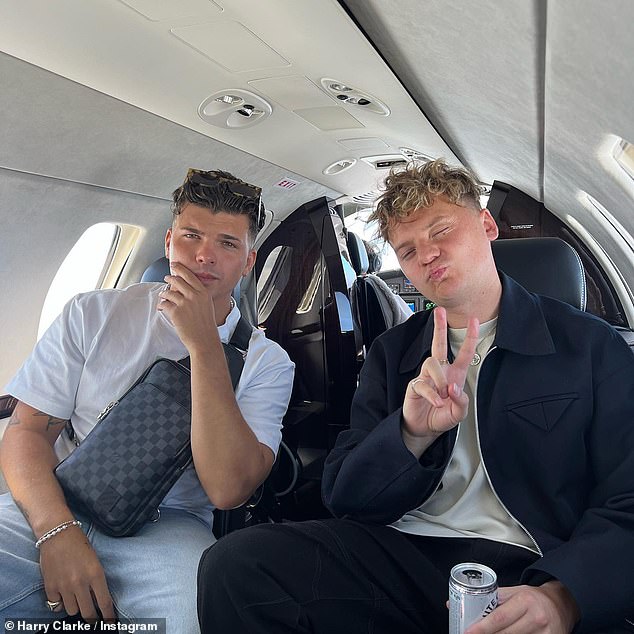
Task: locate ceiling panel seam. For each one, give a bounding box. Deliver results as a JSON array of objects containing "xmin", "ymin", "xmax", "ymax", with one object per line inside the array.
[
  {"xmin": 536, "ymin": 0, "xmax": 548, "ymax": 202},
  {"xmin": 336, "ymin": 0, "xmax": 467, "ymax": 170},
  {"xmin": 0, "ymin": 166, "xmax": 172, "ymax": 202}
]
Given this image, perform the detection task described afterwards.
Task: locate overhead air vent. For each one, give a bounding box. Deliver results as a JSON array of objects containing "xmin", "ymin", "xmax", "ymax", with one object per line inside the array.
[
  {"xmin": 320, "ymin": 79, "xmax": 390, "ymax": 116},
  {"xmin": 198, "ymin": 89, "xmax": 272, "ymax": 129},
  {"xmin": 323, "ymin": 159, "xmax": 357, "ymax": 175},
  {"xmin": 361, "ymin": 154, "xmax": 408, "ymax": 170},
  {"xmin": 352, "ymin": 191, "xmax": 380, "ymax": 205}
]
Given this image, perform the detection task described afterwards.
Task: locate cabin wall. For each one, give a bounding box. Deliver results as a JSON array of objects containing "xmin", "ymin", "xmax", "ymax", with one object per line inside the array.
[{"xmin": 0, "ymin": 53, "xmax": 339, "ymax": 388}]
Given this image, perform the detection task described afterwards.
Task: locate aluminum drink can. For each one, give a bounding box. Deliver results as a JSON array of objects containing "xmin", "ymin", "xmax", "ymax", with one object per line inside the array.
[{"xmin": 448, "ymin": 562, "xmax": 498, "ymax": 634}]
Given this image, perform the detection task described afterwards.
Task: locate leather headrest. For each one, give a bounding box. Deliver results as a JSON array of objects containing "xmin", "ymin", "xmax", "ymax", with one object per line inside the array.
[
  {"xmin": 140, "ymin": 257, "xmax": 170, "ymax": 283},
  {"xmin": 346, "ymin": 231, "xmax": 369, "ymax": 275},
  {"xmin": 492, "ymin": 237, "xmax": 586, "ymax": 310}
]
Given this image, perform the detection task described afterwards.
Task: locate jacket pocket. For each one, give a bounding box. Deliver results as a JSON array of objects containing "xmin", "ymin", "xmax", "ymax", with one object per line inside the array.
[{"xmin": 505, "ymin": 392, "xmax": 579, "ymax": 431}]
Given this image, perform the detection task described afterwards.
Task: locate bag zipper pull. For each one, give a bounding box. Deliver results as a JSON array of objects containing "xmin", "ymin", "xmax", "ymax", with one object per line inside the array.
[{"xmin": 96, "ymin": 400, "xmax": 119, "ymax": 422}]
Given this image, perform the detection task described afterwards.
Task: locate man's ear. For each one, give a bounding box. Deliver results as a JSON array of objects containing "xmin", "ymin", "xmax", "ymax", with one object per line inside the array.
[
  {"xmin": 481, "ymin": 209, "xmax": 499, "ymax": 241},
  {"xmin": 164, "ymin": 228, "xmax": 172, "ymax": 260},
  {"xmin": 242, "ymin": 249, "xmax": 257, "ymax": 277}
]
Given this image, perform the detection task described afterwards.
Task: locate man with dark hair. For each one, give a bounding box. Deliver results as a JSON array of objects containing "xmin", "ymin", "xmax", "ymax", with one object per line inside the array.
[
  {"xmin": 197, "ymin": 159, "xmax": 634, "ymax": 633},
  {"xmin": 0, "ymin": 169, "xmax": 294, "ymax": 631},
  {"xmin": 173, "ymin": 168, "xmax": 265, "ymax": 243}
]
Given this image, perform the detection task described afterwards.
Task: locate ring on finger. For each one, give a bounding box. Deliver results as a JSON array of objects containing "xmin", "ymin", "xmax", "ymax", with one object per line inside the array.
[
  {"xmin": 438, "ymin": 358, "xmax": 449, "ymax": 366},
  {"xmin": 410, "ymin": 378, "xmax": 429, "ymax": 390},
  {"xmin": 46, "ymin": 599, "xmax": 62, "ymax": 611}
]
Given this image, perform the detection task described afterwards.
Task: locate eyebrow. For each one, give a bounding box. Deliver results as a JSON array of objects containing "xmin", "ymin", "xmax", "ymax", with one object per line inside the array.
[
  {"xmin": 179, "ymin": 226, "xmax": 243, "ymax": 244},
  {"xmin": 392, "ymin": 215, "xmax": 453, "ymax": 252},
  {"xmin": 180, "ymin": 225, "xmax": 203, "ymax": 235},
  {"xmin": 218, "ymin": 232, "xmax": 243, "ymax": 244}
]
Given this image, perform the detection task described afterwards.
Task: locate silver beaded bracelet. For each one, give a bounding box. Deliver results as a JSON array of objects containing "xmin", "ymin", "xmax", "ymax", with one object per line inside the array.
[{"xmin": 35, "ymin": 519, "xmax": 82, "ymax": 549}]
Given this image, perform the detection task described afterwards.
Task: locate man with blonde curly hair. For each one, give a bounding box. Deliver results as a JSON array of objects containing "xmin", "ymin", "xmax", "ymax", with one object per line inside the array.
[
  {"xmin": 198, "ymin": 159, "xmax": 634, "ymax": 633},
  {"xmin": 372, "ymin": 159, "xmax": 485, "ymax": 241}
]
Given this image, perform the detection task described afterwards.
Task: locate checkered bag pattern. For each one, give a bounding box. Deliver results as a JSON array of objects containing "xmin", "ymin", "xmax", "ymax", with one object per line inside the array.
[{"xmin": 55, "ymin": 358, "xmax": 193, "ymax": 537}]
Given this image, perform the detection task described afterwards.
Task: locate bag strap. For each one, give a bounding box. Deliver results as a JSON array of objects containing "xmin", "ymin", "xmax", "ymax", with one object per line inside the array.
[
  {"xmin": 223, "ymin": 315, "xmax": 252, "ymax": 389},
  {"xmin": 229, "ymin": 314, "xmax": 253, "ymax": 351},
  {"xmin": 179, "ymin": 315, "xmax": 252, "ymax": 389},
  {"xmin": 65, "ymin": 317, "xmax": 253, "ymax": 448}
]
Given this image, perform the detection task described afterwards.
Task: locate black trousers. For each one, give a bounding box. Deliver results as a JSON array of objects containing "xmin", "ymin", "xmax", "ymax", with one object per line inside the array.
[{"xmin": 197, "ymin": 519, "xmax": 539, "ymax": 634}]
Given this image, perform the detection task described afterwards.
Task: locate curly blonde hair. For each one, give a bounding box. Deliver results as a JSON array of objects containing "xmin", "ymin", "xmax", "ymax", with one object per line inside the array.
[{"xmin": 370, "ymin": 159, "xmax": 484, "ymax": 241}]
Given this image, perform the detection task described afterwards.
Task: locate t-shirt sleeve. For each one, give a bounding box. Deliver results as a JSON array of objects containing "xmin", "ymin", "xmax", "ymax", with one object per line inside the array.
[
  {"xmin": 4, "ymin": 295, "xmax": 89, "ymax": 419},
  {"xmin": 234, "ymin": 333, "xmax": 294, "ymax": 455}
]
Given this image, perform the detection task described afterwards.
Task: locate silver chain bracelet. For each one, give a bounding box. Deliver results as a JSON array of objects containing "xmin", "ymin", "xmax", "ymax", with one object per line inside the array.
[{"xmin": 35, "ymin": 519, "xmax": 82, "ymax": 549}]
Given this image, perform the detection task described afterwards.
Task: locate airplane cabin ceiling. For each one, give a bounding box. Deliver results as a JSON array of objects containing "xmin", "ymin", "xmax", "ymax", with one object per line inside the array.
[
  {"xmin": 0, "ymin": 0, "xmax": 459, "ymax": 202},
  {"xmin": 343, "ymin": 0, "xmax": 634, "ymax": 238},
  {"xmin": 1, "ymin": 0, "xmax": 633, "ymax": 264}
]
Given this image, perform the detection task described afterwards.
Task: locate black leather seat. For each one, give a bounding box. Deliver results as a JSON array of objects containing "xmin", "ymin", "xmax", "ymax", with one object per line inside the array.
[
  {"xmin": 346, "ymin": 231, "xmax": 370, "ymax": 277},
  {"xmin": 344, "ymin": 235, "xmax": 587, "ymax": 354},
  {"xmin": 346, "ymin": 232, "xmax": 413, "ymax": 351},
  {"xmin": 140, "ymin": 256, "xmax": 170, "ymax": 282},
  {"xmin": 491, "ymin": 237, "xmax": 586, "ymax": 310}
]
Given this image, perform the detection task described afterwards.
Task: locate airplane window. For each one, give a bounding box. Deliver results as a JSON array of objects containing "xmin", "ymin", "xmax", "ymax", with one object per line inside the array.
[
  {"xmin": 572, "ymin": 196, "xmax": 634, "ymax": 310},
  {"xmin": 257, "ymin": 245, "xmax": 293, "ymax": 322},
  {"xmin": 257, "ymin": 243, "xmax": 327, "ymax": 318},
  {"xmin": 297, "ymin": 259, "xmax": 323, "ymax": 314},
  {"xmin": 38, "ymin": 223, "xmax": 120, "ymax": 338},
  {"xmin": 331, "ymin": 213, "xmax": 358, "ymax": 289},
  {"xmin": 584, "ymin": 194, "xmax": 634, "ymax": 255},
  {"xmin": 344, "ymin": 209, "xmax": 399, "ymax": 271}
]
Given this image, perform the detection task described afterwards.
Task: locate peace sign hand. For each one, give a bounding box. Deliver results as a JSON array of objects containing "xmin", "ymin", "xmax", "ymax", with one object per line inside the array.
[{"xmin": 401, "ymin": 307, "xmax": 479, "ymax": 456}]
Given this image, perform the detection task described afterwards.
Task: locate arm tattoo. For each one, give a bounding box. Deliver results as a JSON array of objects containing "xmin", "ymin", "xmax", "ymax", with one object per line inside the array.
[
  {"xmin": 7, "ymin": 410, "xmax": 21, "ymax": 427},
  {"xmin": 33, "ymin": 411, "xmax": 68, "ymax": 431},
  {"xmin": 14, "ymin": 498, "xmax": 30, "ymax": 522}
]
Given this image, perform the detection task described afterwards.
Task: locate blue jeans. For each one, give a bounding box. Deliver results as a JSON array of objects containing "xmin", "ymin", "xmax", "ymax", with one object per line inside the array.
[{"xmin": 0, "ymin": 493, "xmax": 214, "ymax": 632}]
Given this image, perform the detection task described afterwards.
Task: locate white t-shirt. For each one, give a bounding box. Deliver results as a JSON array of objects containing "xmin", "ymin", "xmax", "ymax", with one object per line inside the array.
[
  {"xmin": 5, "ymin": 282, "xmax": 295, "ymax": 525},
  {"xmin": 392, "ymin": 318, "xmax": 537, "ymax": 553}
]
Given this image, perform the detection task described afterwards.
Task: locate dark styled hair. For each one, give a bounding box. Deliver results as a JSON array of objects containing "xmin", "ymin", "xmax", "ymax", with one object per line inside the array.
[{"xmin": 171, "ymin": 169, "xmax": 264, "ymax": 242}]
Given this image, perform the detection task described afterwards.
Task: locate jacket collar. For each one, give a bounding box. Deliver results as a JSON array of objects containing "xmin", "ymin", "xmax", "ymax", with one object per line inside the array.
[{"xmin": 399, "ymin": 271, "xmax": 556, "ymax": 374}]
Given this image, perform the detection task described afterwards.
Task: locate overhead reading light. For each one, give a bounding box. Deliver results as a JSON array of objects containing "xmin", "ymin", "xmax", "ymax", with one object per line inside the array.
[
  {"xmin": 361, "ymin": 154, "xmax": 408, "ymax": 170},
  {"xmin": 198, "ymin": 89, "xmax": 272, "ymax": 129},
  {"xmin": 216, "ymin": 95, "xmax": 243, "ymax": 105},
  {"xmin": 320, "ymin": 78, "xmax": 390, "ymax": 116},
  {"xmin": 329, "ymin": 83, "xmax": 352, "ymax": 92},
  {"xmin": 399, "ymin": 147, "xmax": 434, "ymax": 162}
]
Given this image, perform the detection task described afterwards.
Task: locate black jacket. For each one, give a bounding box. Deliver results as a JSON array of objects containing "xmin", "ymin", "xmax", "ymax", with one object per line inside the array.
[{"xmin": 323, "ymin": 273, "xmax": 634, "ymax": 632}]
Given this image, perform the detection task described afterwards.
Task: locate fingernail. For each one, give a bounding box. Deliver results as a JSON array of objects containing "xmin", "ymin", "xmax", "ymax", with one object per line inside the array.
[{"xmin": 453, "ymin": 383, "xmax": 461, "ymax": 396}]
